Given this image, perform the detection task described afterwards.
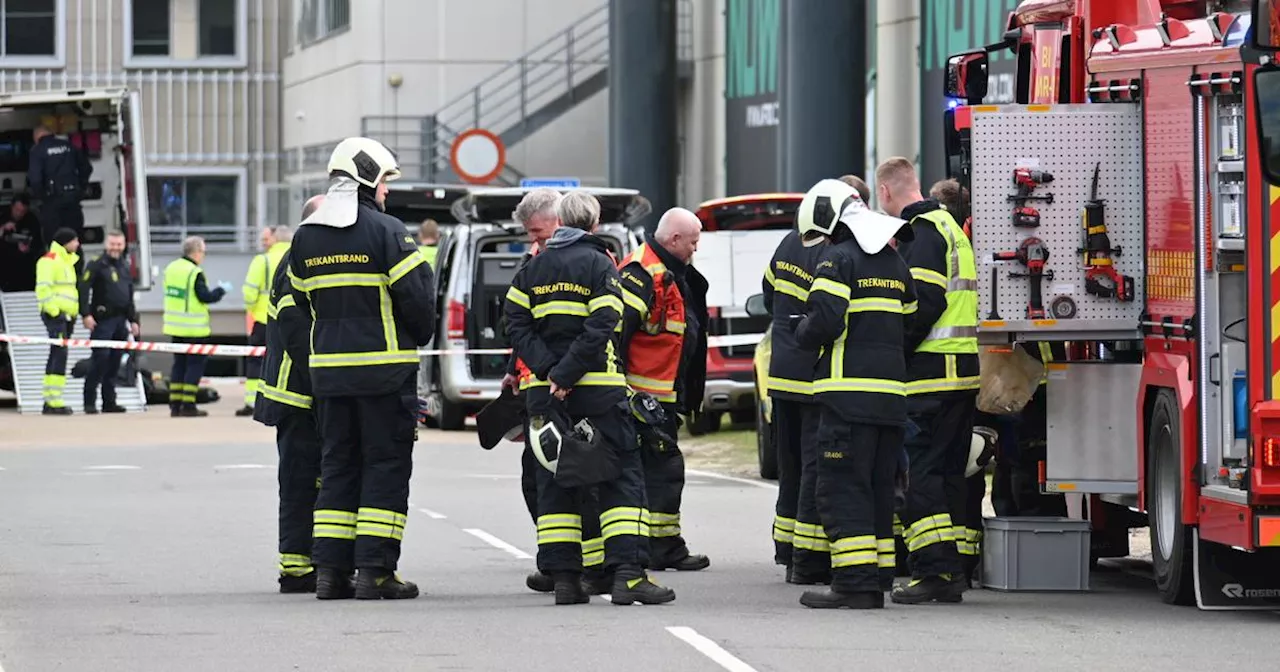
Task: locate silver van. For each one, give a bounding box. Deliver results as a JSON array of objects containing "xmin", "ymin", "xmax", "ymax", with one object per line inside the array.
[{"xmin": 418, "ymin": 187, "xmax": 648, "ymax": 430}]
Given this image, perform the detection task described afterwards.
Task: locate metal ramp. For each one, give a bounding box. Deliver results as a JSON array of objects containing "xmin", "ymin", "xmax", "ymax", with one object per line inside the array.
[{"xmin": 0, "ymin": 291, "xmax": 148, "ymax": 415}]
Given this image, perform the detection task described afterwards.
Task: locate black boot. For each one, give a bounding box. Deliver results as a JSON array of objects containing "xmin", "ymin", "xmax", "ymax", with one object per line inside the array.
[
  {"xmin": 42, "ymin": 404, "xmax": 71, "ymax": 416},
  {"xmin": 177, "ymin": 403, "xmax": 207, "ymax": 417},
  {"xmin": 526, "ymin": 570, "xmax": 554, "ymax": 593},
  {"xmin": 552, "ymin": 572, "xmax": 589, "ymax": 605},
  {"xmin": 355, "ymin": 568, "xmax": 420, "ymax": 600},
  {"xmin": 583, "ymin": 569, "xmax": 614, "ymax": 595},
  {"xmin": 315, "ymin": 568, "xmax": 355, "ymax": 600},
  {"xmin": 890, "ymin": 575, "xmax": 964, "ymax": 605},
  {"xmin": 236, "ymin": 405, "xmax": 255, "ymax": 416},
  {"xmin": 800, "ymin": 589, "xmax": 884, "ymax": 610},
  {"xmin": 101, "ymin": 403, "xmax": 127, "ymax": 414},
  {"xmin": 788, "ymin": 568, "xmax": 832, "ymax": 586},
  {"xmin": 611, "ymin": 565, "xmax": 675, "ymax": 605},
  {"xmin": 651, "ymin": 553, "xmax": 710, "ymax": 572},
  {"xmin": 279, "ymin": 572, "xmax": 317, "ymax": 594}
]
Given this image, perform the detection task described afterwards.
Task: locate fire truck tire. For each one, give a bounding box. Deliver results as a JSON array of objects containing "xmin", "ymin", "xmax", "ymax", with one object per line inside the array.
[{"xmin": 1147, "ymin": 388, "xmax": 1195, "ymax": 606}]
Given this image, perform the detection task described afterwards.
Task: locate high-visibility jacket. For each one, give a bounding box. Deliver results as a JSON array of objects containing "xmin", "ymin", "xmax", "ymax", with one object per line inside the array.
[
  {"xmin": 900, "ymin": 204, "xmax": 980, "ymax": 396},
  {"xmin": 418, "ymin": 244, "xmax": 438, "ymax": 269},
  {"xmin": 244, "ymin": 242, "xmax": 291, "ymax": 325},
  {"xmin": 34, "ymin": 241, "xmax": 79, "ymax": 318},
  {"xmin": 254, "ymin": 251, "xmax": 314, "ymax": 426},
  {"xmin": 162, "ymin": 257, "xmax": 215, "ymax": 338},
  {"xmin": 617, "ymin": 242, "xmax": 686, "ymax": 403}
]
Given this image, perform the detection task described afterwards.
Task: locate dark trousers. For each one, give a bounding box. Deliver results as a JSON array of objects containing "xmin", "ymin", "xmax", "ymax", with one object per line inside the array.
[
  {"xmin": 640, "ymin": 411, "xmax": 690, "ymax": 566},
  {"xmin": 993, "ymin": 387, "xmax": 1067, "ymax": 517},
  {"xmin": 815, "ymin": 406, "xmax": 902, "ymax": 594},
  {"xmin": 245, "ymin": 321, "xmax": 267, "ymax": 406},
  {"xmin": 311, "ymin": 378, "xmax": 418, "ymax": 572},
  {"xmin": 902, "ymin": 390, "xmax": 976, "ymax": 579},
  {"xmin": 277, "ymin": 412, "xmax": 323, "ymax": 577},
  {"xmin": 772, "ymin": 397, "xmax": 816, "ymax": 567},
  {"xmin": 169, "ymin": 337, "xmax": 208, "ymax": 408},
  {"xmin": 84, "ymin": 315, "xmax": 128, "ymax": 408},
  {"xmin": 41, "ymin": 313, "xmax": 72, "ymax": 407},
  {"xmin": 534, "ymin": 405, "xmax": 648, "ymax": 574},
  {"xmin": 520, "ymin": 430, "xmax": 540, "ymax": 524},
  {"xmin": 789, "ymin": 402, "xmax": 829, "ymax": 578}
]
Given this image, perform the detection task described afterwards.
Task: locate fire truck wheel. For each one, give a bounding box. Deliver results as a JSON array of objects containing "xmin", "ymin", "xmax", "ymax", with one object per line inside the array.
[{"xmin": 1147, "ymin": 388, "xmax": 1195, "ymax": 606}]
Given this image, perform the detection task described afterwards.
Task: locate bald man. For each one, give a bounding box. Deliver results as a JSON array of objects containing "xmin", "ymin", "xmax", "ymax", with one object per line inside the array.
[
  {"xmin": 608, "ymin": 207, "xmax": 712, "ymax": 579},
  {"xmin": 255, "ymin": 194, "xmax": 327, "ymax": 593}
]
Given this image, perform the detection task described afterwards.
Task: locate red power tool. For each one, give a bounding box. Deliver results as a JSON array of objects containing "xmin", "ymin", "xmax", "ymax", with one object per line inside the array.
[
  {"xmin": 994, "ymin": 237, "xmax": 1054, "ymax": 319},
  {"xmin": 1078, "ymin": 162, "xmax": 1134, "ymax": 302},
  {"xmin": 1008, "ymin": 168, "xmax": 1055, "ymax": 228}
]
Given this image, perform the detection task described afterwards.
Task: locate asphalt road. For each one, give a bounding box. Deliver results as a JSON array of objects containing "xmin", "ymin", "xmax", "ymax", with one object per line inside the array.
[{"xmin": 1, "ymin": 422, "xmax": 1279, "ymax": 672}]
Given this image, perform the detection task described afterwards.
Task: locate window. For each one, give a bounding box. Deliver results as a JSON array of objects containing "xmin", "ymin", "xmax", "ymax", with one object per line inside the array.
[
  {"xmin": 0, "ymin": 0, "xmax": 62, "ymax": 66},
  {"xmin": 127, "ymin": 0, "xmax": 244, "ymax": 66},
  {"xmin": 147, "ymin": 175, "xmax": 240, "ymax": 244},
  {"xmin": 295, "ymin": 0, "xmax": 349, "ymax": 48}
]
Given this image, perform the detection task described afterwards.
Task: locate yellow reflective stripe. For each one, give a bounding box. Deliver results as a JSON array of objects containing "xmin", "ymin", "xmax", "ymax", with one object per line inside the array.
[
  {"xmin": 377, "ymin": 285, "xmax": 398, "ymax": 358},
  {"xmin": 773, "ymin": 278, "xmax": 810, "ymax": 302},
  {"xmin": 847, "ymin": 297, "xmax": 904, "ymax": 314},
  {"xmin": 666, "ymin": 320, "xmax": 687, "ymax": 335},
  {"xmin": 261, "ymin": 383, "xmax": 312, "ymax": 409},
  {"xmin": 621, "ymin": 288, "xmax": 650, "ymax": 316},
  {"xmin": 536, "ymin": 511, "xmax": 584, "ymax": 545},
  {"xmin": 588, "ymin": 294, "xmax": 623, "ymax": 315},
  {"xmin": 830, "ymin": 535, "xmax": 877, "ymax": 568},
  {"xmin": 877, "ymin": 538, "xmax": 896, "ymax": 568},
  {"xmin": 906, "ymin": 376, "xmax": 982, "ymax": 394},
  {"xmin": 813, "ymin": 377, "xmax": 906, "ymax": 395},
  {"xmin": 582, "ymin": 536, "xmax": 605, "ymax": 567},
  {"xmin": 764, "ymin": 265, "xmax": 776, "ymax": 286},
  {"xmin": 773, "ymin": 516, "xmax": 796, "ymax": 544},
  {"xmin": 811, "ymin": 277, "xmax": 851, "ymax": 300},
  {"xmin": 356, "ymin": 507, "xmax": 407, "ymax": 540},
  {"xmin": 292, "ymin": 272, "xmax": 388, "ymax": 292},
  {"xmin": 505, "ymin": 286, "xmax": 531, "ymax": 309},
  {"xmin": 903, "ymin": 301, "xmax": 919, "ymax": 315},
  {"xmin": 310, "ymin": 351, "xmax": 420, "ymax": 367},
  {"xmin": 532, "ymin": 300, "xmax": 589, "ymax": 318},
  {"xmin": 388, "ymin": 251, "xmax": 425, "ymax": 284},
  {"xmin": 524, "ymin": 371, "xmax": 627, "ymax": 388},
  {"xmin": 911, "ymin": 267, "xmax": 948, "ymax": 289},
  {"xmin": 766, "ymin": 376, "xmax": 813, "ymax": 396},
  {"xmin": 904, "ymin": 514, "xmax": 957, "ymax": 552},
  {"xmin": 792, "ymin": 521, "xmax": 830, "ymax": 553},
  {"xmin": 314, "ymin": 508, "xmax": 357, "ymax": 540},
  {"xmin": 647, "ymin": 510, "xmax": 680, "ymax": 538},
  {"xmin": 277, "ymin": 294, "xmax": 296, "ymax": 310}
]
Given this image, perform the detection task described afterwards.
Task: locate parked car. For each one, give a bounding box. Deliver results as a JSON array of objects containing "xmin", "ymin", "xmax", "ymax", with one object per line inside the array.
[{"xmin": 418, "ymin": 187, "xmax": 648, "ymax": 430}]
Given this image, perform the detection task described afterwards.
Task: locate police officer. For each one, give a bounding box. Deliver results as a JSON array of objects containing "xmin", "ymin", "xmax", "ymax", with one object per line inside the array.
[
  {"xmin": 161, "ymin": 236, "xmax": 228, "ymax": 417},
  {"xmin": 80, "ymin": 230, "xmax": 140, "ymax": 414},
  {"xmin": 875, "ymin": 157, "xmax": 980, "ymax": 604},
  {"xmin": 503, "ymin": 190, "xmax": 673, "ymax": 606},
  {"xmin": 787, "ymin": 179, "xmax": 915, "ymax": 610},
  {"xmin": 287, "ymin": 137, "xmax": 436, "ymax": 601},
  {"xmin": 34, "ymin": 228, "xmax": 81, "ymax": 415},
  {"xmin": 238, "ymin": 225, "xmax": 293, "ymax": 416},
  {"xmin": 616, "ymin": 207, "xmax": 711, "ymax": 575},
  {"xmin": 27, "ymin": 125, "xmax": 92, "ymax": 255},
  {"xmin": 255, "ymin": 195, "xmax": 326, "ymax": 594}
]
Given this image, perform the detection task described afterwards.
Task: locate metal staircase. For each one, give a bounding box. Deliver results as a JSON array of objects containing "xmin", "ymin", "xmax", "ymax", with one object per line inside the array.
[
  {"xmin": 1, "ymin": 292, "xmax": 148, "ymax": 415},
  {"xmin": 363, "ymin": 0, "xmax": 693, "ymax": 184}
]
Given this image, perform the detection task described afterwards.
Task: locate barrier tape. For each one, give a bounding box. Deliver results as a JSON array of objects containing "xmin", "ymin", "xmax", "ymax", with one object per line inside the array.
[{"xmin": 0, "ymin": 331, "xmax": 766, "ymax": 358}]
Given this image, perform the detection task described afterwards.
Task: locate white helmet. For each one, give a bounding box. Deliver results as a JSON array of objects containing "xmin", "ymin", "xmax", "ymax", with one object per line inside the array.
[
  {"xmin": 530, "ymin": 417, "xmax": 562, "ymax": 473},
  {"xmin": 327, "ymin": 137, "xmax": 402, "ymax": 189},
  {"xmin": 966, "ymin": 426, "xmax": 1000, "ymax": 478},
  {"xmin": 797, "ymin": 179, "xmax": 858, "ymax": 247}
]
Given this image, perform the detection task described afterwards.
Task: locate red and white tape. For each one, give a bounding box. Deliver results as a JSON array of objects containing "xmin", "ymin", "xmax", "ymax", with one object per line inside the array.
[{"xmin": 0, "ymin": 332, "xmax": 765, "ymax": 358}]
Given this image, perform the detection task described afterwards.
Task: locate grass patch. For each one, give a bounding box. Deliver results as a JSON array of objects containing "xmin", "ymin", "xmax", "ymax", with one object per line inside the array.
[{"xmin": 680, "ymin": 428, "xmax": 762, "ymax": 479}]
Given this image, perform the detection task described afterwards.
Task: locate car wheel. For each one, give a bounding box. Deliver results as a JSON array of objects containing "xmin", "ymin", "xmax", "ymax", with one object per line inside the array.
[
  {"xmin": 438, "ymin": 395, "xmax": 467, "ymax": 431},
  {"xmin": 756, "ymin": 401, "xmax": 778, "ymax": 480}
]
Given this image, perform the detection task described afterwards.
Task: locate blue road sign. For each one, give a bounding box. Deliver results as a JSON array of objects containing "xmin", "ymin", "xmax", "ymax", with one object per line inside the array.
[{"xmin": 519, "ymin": 178, "xmax": 581, "ymax": 188}]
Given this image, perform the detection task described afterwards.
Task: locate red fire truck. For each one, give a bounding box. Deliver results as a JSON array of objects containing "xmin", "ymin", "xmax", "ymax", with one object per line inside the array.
[{"xmin": 943, "ymin": 0, "xmax": 1280, "ymax": 609}]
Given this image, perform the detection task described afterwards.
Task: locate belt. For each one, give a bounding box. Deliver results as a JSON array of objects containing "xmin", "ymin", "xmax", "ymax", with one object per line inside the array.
[{"xmin": 91, "ymin": 306, "xmax": 127, "ymax": 319}]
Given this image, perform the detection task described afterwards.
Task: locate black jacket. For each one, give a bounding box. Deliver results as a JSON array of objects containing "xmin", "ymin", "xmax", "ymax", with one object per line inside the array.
[
  {"xmin": 80, "ymin": 253, "xmax": 138, "ymax": 322},
  {"xmin": 27, "ymin": 135, "xmax": 92, "ymax": 201},
  {"xmin": 288, "ymin": 194, "xmax": 437, "ymax": 397},
  {"xmin": 255, "ymin": 251, "xmax": 314, "ymax": 426},
  {"xmin": 795, "ymin": 232, "xmax": 916, "ymax": 427},
  {"xmin": 504, "ymin": 245, "xmax": 540, "ymax": 378},
  {"xmin": 762, "ymin": 230, "xmax": 826, "ymax": 404},
  {"xmin": 503, "ymin": 228, "xmax": 626, "ymax": 417},
  {"xmin": 618, "ymin": 232, "xmax": 710, "ymax": 414}
]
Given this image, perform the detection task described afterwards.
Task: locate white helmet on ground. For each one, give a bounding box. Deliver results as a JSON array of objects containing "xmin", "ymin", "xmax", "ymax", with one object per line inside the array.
[
  {"xmin": 327, "ymin": 137, "xmax": 402, "ymax": 189},
  {"xmin": 797, "ymin": 179, "xmax": 859, "ymax": 247},
  {"xmin": 966, "ymin": 426, "xmax": 1000, "ymax": 478}
]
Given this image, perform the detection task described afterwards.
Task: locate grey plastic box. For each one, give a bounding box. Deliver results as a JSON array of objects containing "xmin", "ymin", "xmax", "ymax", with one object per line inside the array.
[{"xmin": 981, "ymin": 516, "xmax": 1091, "ymax": 592}]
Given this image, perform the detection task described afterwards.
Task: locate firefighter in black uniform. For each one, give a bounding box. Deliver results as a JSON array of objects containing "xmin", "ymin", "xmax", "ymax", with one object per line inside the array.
[
  {"xmin": 79, "ymin": 230, "xmax": 139, "ymax": 413},
  {"xmin": 27, "ymin": 125, "xmax": 93, "ymax": 266},
  {"xmin": 255, "ymin": 194, "xmax": 326, "ymax": 594},
  {"xmin": 790, "ymin": 179, "xmax": 916, "ymax": 609},
  {"xmin": 503, "ymin": 190, "xmax": 674, "ymax": 607},
  {"xmin": 287, "ymin": 138, "xmax": 436, "ymax": 601}
]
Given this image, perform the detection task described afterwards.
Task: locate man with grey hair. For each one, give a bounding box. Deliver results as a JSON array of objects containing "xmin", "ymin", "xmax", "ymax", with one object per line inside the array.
[
  {"xmin": 613, "ymin": 207, "xmax": 712, "ymax": 574},
  {"xmin": 504, "ymin": 190, "xmax": 674, "ymax": 606},
  {"xmin": 238, "ymin": 223, "xmax": 294, "ymax": 416},
  {"xmin": 161, "ymin": 235, "xmax": 229, "ymax": 417}
]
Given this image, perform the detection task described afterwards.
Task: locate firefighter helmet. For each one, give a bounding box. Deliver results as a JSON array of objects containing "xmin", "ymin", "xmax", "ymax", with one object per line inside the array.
[
  {"xmin": 797, "ymin": 179, "xmax": 859, "ymax": 247},
  {"xmin": 326, "ymin": 137, "xmax": 402, "ymax": 189},
  {"xmin": 529, "ymin": 415, "xmax": 563, "ymax": 473},
  {"xmin": 966, "ymin": 426, "xmax": 1000, "ymax": 478}
]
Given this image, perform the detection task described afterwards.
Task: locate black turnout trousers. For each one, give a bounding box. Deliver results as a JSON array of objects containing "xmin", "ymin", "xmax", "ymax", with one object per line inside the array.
[
  {"xmin": 772, "ymin": 398, "xmax": 817, "ymax": 567},
  {"xmin": 787, "ymin": 402, "xmax": 828, "ymax": 577},
  {"xmin": 640, "ymin": 411, "xmax": 689, "ymax": 566},
  {"xmin": 902, "ymin": 390, "xmax": 976, "ymax": 580},
  {"xmin": 814, "ymin": 406, "xmax": 901, "ymax": 594},
  {"xmin": 277, "ymin": 412, "xmax": 323, "ymax": 576},
  {"xmin": 311, "ymin": 377, "xmax": 417, "ymax": 572},
  {"xmin": 534, "ymin": 404, "xmax": 649, "ymax": 574}
]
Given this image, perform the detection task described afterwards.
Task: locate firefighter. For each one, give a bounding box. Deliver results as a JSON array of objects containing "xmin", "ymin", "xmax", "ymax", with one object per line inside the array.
[
  {"xmin": 875, "ymin": 157, "xmax": 979, "ymax": 605},
  {"xmin": 162, "ymin": 236, "xmax": 229, "ymax": 417},
  {"xmin": 27, "ymin": 125, "xmax": 92, "ymax": 265},
  {"xmin": 238, "ymin": 225, "xmax": 292, "ymax": 416},
  {"xmin": 765, "ymin": 180, "xmax": 870, "ymax": 584},
  {"xmin": 80, "ymin": 230, "xmax": 140, "ymax": 414},
  {"xmin": 287, "ymin": 137, "xmax": 436, "ymax": 600},
  {"xmin": 616, "ymin": 207, "xmax": 711, "ymax": 574},
  {"xmin": 790, "ymin": 178, "xmax": 916, "ymax": 609},
  {"xmin": 503, "ymin": 190, "xmax": 673, "ymax": 606},
  {"xmin": 34, "ymin": 227, "xmax": 80, "ymax": 415},
  {"xmin": 255, "ymin": 195, "xmax": 326, "ymax": 593}
]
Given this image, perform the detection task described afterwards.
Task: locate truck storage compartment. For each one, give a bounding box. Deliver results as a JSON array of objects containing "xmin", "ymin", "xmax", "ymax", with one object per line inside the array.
[{"xmin": 981, "ymin": 516, "xmax": 1091, "ymax": 592}]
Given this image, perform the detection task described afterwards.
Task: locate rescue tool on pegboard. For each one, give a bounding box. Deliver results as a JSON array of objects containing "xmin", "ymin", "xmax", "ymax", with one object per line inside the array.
[
  {"xmin": 1077, "ymin": 162, "xmax": 1134, "ymax": 302},
  {"xmin": 1050, "ymin": 295, "xmax": 1077, "ymax": 319},
  {"xmin": 994, "ymin": 237, "xmax": 1054, "ymax": 319},
  {"xmin": 1008, "ymin": 168, "xmax": 1054, "ymax": 228}
]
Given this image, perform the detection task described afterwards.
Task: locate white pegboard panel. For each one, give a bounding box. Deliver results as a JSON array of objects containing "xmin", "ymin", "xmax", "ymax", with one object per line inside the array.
[{"xmin": 970, "ymin": 104, "xmax": 1146, "ymax": 339}]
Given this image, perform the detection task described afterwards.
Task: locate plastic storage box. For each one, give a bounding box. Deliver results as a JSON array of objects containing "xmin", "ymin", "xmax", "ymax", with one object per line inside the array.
[{"xmin": 981, "ymin": 516, "xmax": 1091, "ymax": 592}]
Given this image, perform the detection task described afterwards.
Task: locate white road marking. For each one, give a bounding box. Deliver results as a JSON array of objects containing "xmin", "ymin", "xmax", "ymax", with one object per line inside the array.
[
  {"xmin": 213, "ymin": 464, "xmax": 272, "ymax": 470},
  {"xmin": 417, "ymin": 507, "xmax": 447, "ymax": 520},
  {"xmin": 463, "ymin": 528, "xmax": 533, "ymax": 560},
  {"xmin": 665, "ymin": 626, "xmax": 759, "ymax": 672},
  {"xmin": 685, "ymin": 469, "xmax": 777, "ymax": 490},
  {"xmin": 685, "ymin": 479, "xmax": 708, "ymax": 485},
  {"xmin": 83, "ymin": 465, "xmax": 141, "ymax": 470}
]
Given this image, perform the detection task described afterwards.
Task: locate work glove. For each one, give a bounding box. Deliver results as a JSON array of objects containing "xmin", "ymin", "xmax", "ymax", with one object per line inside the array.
[{"xmin": 216, "ymin": 280, "xmax": 233, "ymax": 293}]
